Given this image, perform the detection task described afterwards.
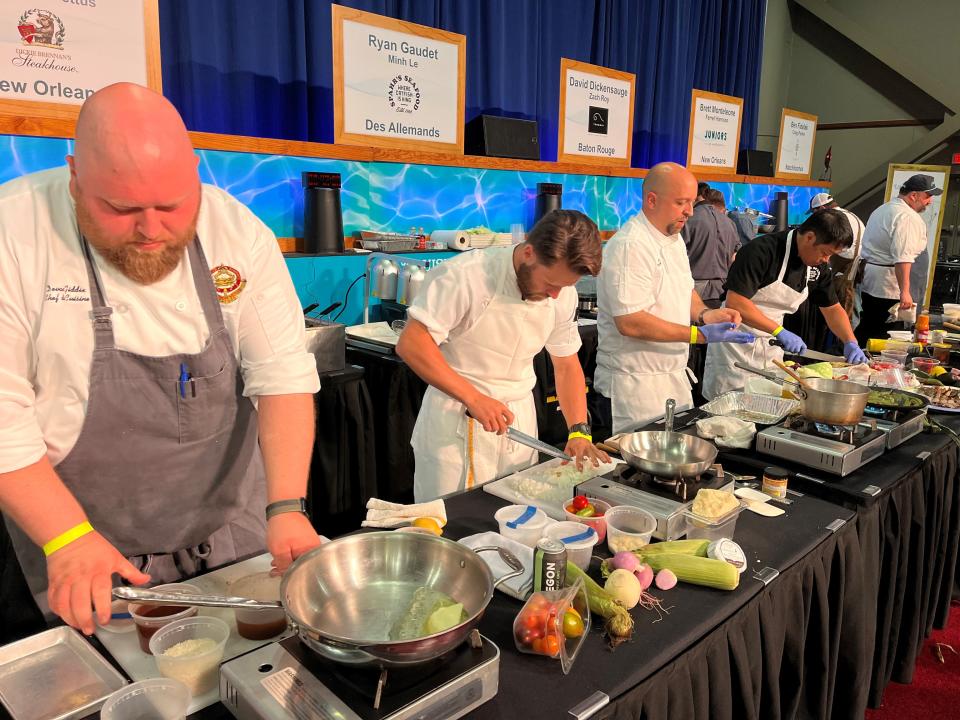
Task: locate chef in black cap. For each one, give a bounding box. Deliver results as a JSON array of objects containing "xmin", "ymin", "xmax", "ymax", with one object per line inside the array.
[{"xmin": 856, "ymin": 174, "xmax": 942, "ymax": 345}]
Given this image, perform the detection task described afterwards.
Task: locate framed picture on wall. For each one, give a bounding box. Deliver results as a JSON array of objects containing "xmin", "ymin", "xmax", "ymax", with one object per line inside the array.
[
  {"xmin": 332, "ymin": 5, "xmax": 466, "ymax": 155},
  {"xmin": 557, "ymin": 58, "xmax": 635, "ymax": 167},
  {"xmin": 686, "ymin": 89, "xmax": 743, "ymax": 176},
  {"xmin": 774, "ymin": 108, "xmax": 817, "ymax": 179},
  {"xmin": 0, "ymin": 0, "xmax": 161, "ymax": 123},
  {"xmin": 883, "ymin": 163, "xmax": 952, "ymax": 307}
]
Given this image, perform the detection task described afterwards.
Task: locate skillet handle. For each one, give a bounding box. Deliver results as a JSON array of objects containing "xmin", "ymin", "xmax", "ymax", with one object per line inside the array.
[
  {"xmin": 473, "ymin": 546, "xmax": 525, "ymax": 587},
  {"xmin": 113, "ymin": 585, "xmax": 283, "ymax": 610}
]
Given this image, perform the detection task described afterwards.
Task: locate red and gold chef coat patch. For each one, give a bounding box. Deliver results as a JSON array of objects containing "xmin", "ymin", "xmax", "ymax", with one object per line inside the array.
[{"xmin": 210, "ymin": 264, "xmax": 246, "ymax": 304}]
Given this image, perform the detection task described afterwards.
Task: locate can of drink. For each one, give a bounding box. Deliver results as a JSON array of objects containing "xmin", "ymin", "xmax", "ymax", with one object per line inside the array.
[{"xmin": 533, "ymin": 538, "xmax": 566, "ymax": 593}]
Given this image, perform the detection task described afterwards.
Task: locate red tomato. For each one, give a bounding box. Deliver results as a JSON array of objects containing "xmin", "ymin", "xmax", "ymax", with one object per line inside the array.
[
  {"xmin": 543, "ymin": 634, "xmax": 561, "ymax": 657},
  {"xmin": 571, "ymin": 495, "xmax": 589, "ymax": 511},
  {"xmin": 531, "ymin": 637, "xmax": 545, "ymax": 654},
  {"xmin": 521, "ymin": 611, "xmax": 542, "ymax": 630}
]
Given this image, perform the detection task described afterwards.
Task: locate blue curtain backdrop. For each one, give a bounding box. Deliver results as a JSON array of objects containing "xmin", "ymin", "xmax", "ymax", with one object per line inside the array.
[{"xmin": 159, "ymin": 0, "xmax": 765, "ymax": 167}]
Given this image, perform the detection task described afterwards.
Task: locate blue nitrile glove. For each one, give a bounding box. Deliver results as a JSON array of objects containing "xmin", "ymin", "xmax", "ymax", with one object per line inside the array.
[
  {"xmin": 700, "ymin": 322, "xmax": 756, "ymax": 344},
  {"xmin": 772, "ymin": 327, "xmax": 807, "ymax": 354},
  {"xmin": 843, "ymin": 341, "xmax": 868, "ymax": 365}
]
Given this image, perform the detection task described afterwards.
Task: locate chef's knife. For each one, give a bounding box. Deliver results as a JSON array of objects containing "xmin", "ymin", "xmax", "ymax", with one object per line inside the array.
[
  {"xmin": 768, "ymin": 338, "xmax": 844, "ymax": 363},
  {"xmin": 506, "ymin": 426, "xmax": 573, "ymax": 462}
]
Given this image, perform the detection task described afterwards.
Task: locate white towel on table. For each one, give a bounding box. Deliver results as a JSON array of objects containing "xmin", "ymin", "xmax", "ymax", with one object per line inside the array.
[
  {"xmin": 459, "ymin": 531, "xmax": 533, "ymax": 601},
  {"xmin": 361, "ymin": 498, "xmax": 447, "ymax": 528}
]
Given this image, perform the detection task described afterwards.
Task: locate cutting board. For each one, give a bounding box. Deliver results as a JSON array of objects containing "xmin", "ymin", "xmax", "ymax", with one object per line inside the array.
[
  {"xmin": 95, "ymin": 554, "xmax": 294, "ymax": 714},
  {"xmin": 483, "ymin": 457, "xmax": 622, "ymax": 520}
]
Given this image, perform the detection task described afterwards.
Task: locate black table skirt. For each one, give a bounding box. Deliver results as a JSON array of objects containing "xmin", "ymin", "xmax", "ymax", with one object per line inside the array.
[{"xmin": 601, "ymin": 521, "xmax": 869, "ymax": 720}]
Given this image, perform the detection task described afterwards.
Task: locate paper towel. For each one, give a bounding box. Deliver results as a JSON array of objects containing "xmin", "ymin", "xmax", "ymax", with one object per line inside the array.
[{"xmin": 431, "ymin": 230, "xmax": 470, "ymax": 251}]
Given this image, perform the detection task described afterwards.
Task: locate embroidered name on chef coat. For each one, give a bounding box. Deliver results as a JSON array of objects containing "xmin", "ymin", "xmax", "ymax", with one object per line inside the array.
[
  {"xmin": 211, "ymin": 264, "xmax": 246, "ymax": 304},
  {"xmin": 45, "ymin": 283, "xmax": 90, "ymax": 304}
]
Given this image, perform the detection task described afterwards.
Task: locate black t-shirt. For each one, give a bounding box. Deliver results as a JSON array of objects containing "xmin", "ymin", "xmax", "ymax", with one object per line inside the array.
[{"xmin": 724, "ymin": 231, "xmax": 838, "ymax": 307}]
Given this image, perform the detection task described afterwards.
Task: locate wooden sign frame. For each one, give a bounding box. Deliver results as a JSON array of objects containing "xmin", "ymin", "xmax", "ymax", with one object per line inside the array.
[
  {"xmin": 686, "ymin": 89, "xmax": 743, "ymax": 176},
  {"xmin": 556, "ymin": 58, "xmax": 635, "ymax": 168},
  {"xmin": 774, "ymin": 107, "xmax": 818, "ymax": 180},
  {"xmin": 0, "ymin": 0, "xmax": 161, "ymax": 123},
  {"xmin": 332, "ymin": 5, "xmax": 466, "ymax": 155}
]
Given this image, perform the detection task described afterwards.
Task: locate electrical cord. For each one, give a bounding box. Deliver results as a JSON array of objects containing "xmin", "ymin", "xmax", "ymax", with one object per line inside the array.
[{"xmin": 331, "ymin": 273, "xmax": 366, "ymax": 323}]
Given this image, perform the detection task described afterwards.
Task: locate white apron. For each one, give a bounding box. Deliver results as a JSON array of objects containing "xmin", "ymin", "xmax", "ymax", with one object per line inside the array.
[
  {"xmin": 596, "ymin": 234, "xmax": 696, "ymax": 434},
  {"xmin": 410, "ymin": 264, "xmax": 558, "ymax": 502},
  {"xmin": 702, "ymin": 230, "xmax": 809, "ymax": 399}
]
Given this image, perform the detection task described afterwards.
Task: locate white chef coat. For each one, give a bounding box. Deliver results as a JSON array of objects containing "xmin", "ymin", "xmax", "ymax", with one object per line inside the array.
[
  {"xmin": 0, "ymin": 167, "xmax": 320, "ymax": 473},
  {"xmin": 406, "ymin": 246, "xmax": 580, "ymax": 500},
  {"xmin": 595, "ymin": 212, "xmax": 695, "ymax": 432},
  {"xmin": 860, "ymin": 198, "xmax": 927, "ymax": 299}
]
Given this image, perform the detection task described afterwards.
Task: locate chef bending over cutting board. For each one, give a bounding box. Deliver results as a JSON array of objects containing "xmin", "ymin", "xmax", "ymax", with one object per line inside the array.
[{"xmin": 397, "ymin": 210, "xmax": 609, "ymax": 502}]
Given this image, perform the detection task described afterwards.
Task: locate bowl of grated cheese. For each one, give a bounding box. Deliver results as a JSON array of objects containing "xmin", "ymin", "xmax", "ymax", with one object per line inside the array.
[{"xmin": 149, "ymin": 616, "xmax": 230, "ymax": 696}]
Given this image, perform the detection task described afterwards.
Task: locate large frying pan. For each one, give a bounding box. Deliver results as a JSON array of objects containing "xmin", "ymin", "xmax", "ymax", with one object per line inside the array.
[
  {"xmin": 115, "ymin": 532, "xmax": 522, "ymax": 668},
  {"xmin": 617, "ymin": 399, "xmax": 719, "ymax": 480}
]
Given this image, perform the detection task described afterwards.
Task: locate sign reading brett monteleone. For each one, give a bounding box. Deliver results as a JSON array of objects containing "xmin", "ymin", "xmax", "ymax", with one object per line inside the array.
[{"xmin": 686, "ymin": 89, "xmax": 744, "ymax": 176}]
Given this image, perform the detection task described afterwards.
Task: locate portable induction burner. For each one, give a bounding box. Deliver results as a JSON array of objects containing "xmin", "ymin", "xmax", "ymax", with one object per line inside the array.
[
  {"xmin": 219, "ymin": 631, "xmax": 499, "ymax": 720},
  {"xmin": 756, "ymin": 415, "xmax": 888, "ymax": 476},
  {"xmin": 862, "ymin": 405, "xmax": 926, "ymax": 449},
  {"xmin": 575, "ymin": 465, "xmax": 735, "ymax": 540}
]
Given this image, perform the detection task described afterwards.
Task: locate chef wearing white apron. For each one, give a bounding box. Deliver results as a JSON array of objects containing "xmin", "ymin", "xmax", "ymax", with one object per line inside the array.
[
  {"xmin": 594, "ymin": 163, "xmax": 754, "ymax": 434},
  {"xmin": 702, "ymin": 210, "xmax": 867, "ymax": 399},
  {"xmin": 398, "ymin": 210, "xmax": 607, "ymax": 501}
]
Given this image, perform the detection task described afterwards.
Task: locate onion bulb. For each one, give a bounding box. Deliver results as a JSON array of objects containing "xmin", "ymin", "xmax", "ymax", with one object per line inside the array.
[{"xmin": 604, "ymin": 569, "xmax": 643, "ymax": 609}]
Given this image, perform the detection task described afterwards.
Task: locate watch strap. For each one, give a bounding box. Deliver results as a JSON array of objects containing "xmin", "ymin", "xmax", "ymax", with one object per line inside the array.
[{"xmin": 266, "ymin": 498, "xmax": 308, "ymax": 521}]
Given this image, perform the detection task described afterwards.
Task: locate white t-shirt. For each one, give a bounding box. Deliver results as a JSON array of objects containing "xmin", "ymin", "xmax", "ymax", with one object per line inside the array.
[
  {"xmin": 407, "ymin": 245, "xmax": 581, "ymax": 355},
  {"xmin": 595, "ymin": 211, "xmax": 693, "ymax": 387},
  {"xmin": 0, "ymin": 167, "xmax": 320, "ymax": 473},
  {"xmin": 860, "ymin": 197, "xmax": 928, "ymax": 298},
  {"xmin": 835, "ymin": 207, "xmax": 865, "ymax": 261}
]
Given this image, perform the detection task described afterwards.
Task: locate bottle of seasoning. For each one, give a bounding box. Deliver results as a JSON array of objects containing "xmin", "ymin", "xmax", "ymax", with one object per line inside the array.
[
  {"xmin": 762, "ymin": 466, "xmax": 790, "ymax": 500},
  {"xmin": 915, "ymin": 310, "xmax": 930, "ymax": 345}
]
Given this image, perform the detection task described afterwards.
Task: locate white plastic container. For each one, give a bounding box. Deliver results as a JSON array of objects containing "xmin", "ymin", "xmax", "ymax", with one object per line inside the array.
[
  {"xmin": 149, "ymin": 616, "xmax": 229, "ymax": 696},
  {"xmin": 683, "ymin": 502, "xmax": 745, "ymax": 542},
  {"xmin": 603, "ymin": 505, "xmax": 657, "ymax": 554},
  {"xmin": 495, "ymin": 504, "xmax": 549, "ymax": 547},
  {"xmin": 544, "ymin": 521, "xmax": 598, "ymax": 570},
  {"xmin": 101, "ymin": 678, "xmax": 190, "ymax": 720}
]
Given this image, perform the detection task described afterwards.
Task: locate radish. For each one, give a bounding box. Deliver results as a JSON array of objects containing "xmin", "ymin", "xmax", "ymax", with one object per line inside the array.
[
  {"xmin": 634, "ymin": 563, "xmax": 654, "ymax": 590},
  {"xmin": 611, "ymin": 551, "xmax": 640, "ymax": 573},
  {"xmin": 655, "ymin": 569, "xmax": 678, "ymax": 590}
]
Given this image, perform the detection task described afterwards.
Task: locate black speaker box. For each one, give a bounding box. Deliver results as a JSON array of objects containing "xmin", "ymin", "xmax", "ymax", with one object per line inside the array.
[
  {"xmin": 465, "ymin": 114, "xmax": 540, "ymax": 160},
  {"xmin": 737, "ymin": 149, "xmax": 773, "ymax": 177}
]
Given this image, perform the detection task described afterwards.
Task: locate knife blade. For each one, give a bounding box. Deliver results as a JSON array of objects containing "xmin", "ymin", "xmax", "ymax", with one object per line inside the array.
[
  {"xmin": 506, "ymin": 426, "xmax": 573, "ymax": 462},
  {"xmin": 768, "ymin": 338, "xmax": 844, "ymax": 363}
]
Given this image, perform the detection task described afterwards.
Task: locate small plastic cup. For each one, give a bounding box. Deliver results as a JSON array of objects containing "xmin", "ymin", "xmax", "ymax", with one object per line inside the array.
[
  {"xmin": 880, "ymin": 350, "xmax": 908, "ymax": 368},
  {"xmin": 604, "ymin": 505, "xmax": 656, "ymax": 554},
  {"xmin": 543, "ymin": 521, "xmax": 598, "ymax": 570},
  {"xmin": 494, "ymin": 504, "xmax": 549, "ymax": 547},
  {"xmin": 100, "ymin": 678, "xmax": 191, "ymax": 720},
  {"xmin": 562, "ymin": 497, "xmax": 611, "ymax": 543},
  {"xmin": 129, "ymin": 583, "xmax": 200, "ymax": 654},
  {"xmin": 226, "ymin": 572, "xmax": 287, "ymax": 640},
  {"xmin": 911, "ymin": 356, "xmax": 941, "ymax": 373},
  {"xmin": 150, "ymin": 616, "xmax": 230, "ymax": 697}
]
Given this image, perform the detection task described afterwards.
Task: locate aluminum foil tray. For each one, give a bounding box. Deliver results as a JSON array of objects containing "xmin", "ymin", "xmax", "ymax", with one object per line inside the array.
[
  {"xmin": 0, "ymin": 626, "xmax": 127, "ymax": 720},
  {"xmin": 701, "ymin": 391, "xmax": 800, "ymax": 425}
]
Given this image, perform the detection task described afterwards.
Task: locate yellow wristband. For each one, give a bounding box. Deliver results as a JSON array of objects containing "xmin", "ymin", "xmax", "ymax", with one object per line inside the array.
[
  {"xmin": 568, "ymin": 431, "xmax": 593, "ymax": 442},
  {"xmin": 42, "ymin": 521, "xmax": 94, "ymax": 557},
  {"xmin": 690, "ymin": 325, "xmax": 699, "ymax": 344},
  {"xmin": 772, "ymin": 325, "xmax": 785, "ymax": 336}
]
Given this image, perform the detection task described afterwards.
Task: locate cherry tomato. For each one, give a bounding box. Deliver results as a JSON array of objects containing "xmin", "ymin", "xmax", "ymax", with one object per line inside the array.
[
  {"xmin": 562, "ymin": 610, "xmax": 585, "ymax": 639},
  {"xmin": 571, "ymin": 495, "xmax": 589, "ymax": 511},
  {"xmin": 516, "ymin": 626, "xmax": 536, "ymax": 646},
  {"xmin": 521, "ymin": 611, "xmax": 543, "ymax": 630},
  {"xmin": 531, "ymin": 637, "xmax": 545, "ymax": 654},
  {"xmin": 527, "ymin": 593, "xmax": 550, "ymax": 611},
  {"xmin": 543, "ymin": 634, "xmax": 561, "ymax": 657}
]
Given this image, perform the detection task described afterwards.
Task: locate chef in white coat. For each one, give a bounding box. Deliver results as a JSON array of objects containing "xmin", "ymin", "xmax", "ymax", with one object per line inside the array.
[
  {"xmin": 397, "ymin": 210, "xmax": 609, "ymax": 501},
  {"xmin": 702, "ymin": 209, "xmax": 868, "ymax": 399},
  {"xmin": 594, "ymin": 163, "xmax": 755, "ymax": 433}
]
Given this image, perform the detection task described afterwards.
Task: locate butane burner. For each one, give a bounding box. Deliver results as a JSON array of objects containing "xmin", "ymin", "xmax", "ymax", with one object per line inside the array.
[
  {"xmin": 575, "ymin": 465, "xmax": 735, "ymax": 541},
  {"xmin": 220, "ymin": 632, "xmax": 499, "ymax": 720},
  {"xmin": 756, "ymin": 415, "xmax": 887, "ymax": 476}
]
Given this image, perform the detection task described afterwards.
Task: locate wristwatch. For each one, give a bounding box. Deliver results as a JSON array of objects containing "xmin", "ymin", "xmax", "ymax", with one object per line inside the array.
[
  {"xmin": 568, "ymin": 422, "xmax": 592, "ymax": 439},
  {"xmin": 265, "ymin": 497, "xmax": 308, "ymax": 521},
  {"xmin": 697, "ymin": 308, "xmax": 708, "ymax": 326}
]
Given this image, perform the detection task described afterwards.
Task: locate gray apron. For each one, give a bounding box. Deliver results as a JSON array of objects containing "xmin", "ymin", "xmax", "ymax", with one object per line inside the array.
[{"xmin": 6, "ymin": 236, "xmax": 268, "ymax": 607}]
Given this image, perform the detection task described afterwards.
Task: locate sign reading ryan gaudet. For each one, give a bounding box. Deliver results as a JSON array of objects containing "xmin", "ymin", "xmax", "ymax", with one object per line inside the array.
[{"xmin": 333, "ymin": 6, "xmax": 466, "ymax": 153}]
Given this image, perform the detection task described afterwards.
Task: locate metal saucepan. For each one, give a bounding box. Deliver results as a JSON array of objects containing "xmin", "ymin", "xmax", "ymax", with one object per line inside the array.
[
  {"xmin": 114, "ymin": 532, "xmax": 523, "ymax": 668},
  {"xmin": 734, "ymin": 362, "xmax": 869, "ymax": 425},
  {"xmin": 618, "ymin": 399, "xmax": 719, "ymax": 480}
]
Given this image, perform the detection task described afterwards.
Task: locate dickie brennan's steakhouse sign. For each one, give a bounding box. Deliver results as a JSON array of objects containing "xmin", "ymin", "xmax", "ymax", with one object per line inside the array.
[{"xmin": 1, "ymin": 3, "xmax": 149, "ymax": 106}]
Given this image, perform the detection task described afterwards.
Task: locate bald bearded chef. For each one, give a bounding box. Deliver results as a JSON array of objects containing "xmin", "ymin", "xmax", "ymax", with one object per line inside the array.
[
  {"xmin": 397, "ymin": 210, "xmax": 609, "ymax": 501},
  {"xmin": 0, "ymin": 84, "xmax": 320, "ymax": 637}
]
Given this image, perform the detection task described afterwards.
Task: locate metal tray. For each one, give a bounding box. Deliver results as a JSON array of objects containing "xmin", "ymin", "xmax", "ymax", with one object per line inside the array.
[
  {"xmin": 701, "ymin": 391, "xmax": 800, "ymax": 426},
  {"xmin": 0, "ymin": 626, "xmax": 128, "ymax": 720}
]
